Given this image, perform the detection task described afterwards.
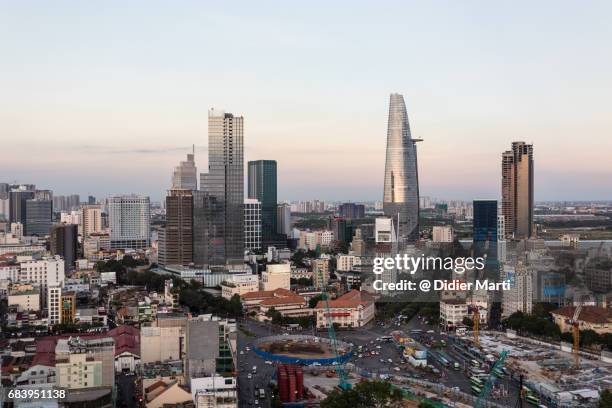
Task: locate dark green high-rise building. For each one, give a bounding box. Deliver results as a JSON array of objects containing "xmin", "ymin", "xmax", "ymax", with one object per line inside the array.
[{"xmin": 248, "ymin": 160, "xmax": 277, "ymax": 246}]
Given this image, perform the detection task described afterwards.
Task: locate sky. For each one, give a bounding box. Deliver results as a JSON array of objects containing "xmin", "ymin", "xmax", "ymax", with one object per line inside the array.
[{"xmin": 1, "ymin": 1, "xmax": 611, "ymax": 203}]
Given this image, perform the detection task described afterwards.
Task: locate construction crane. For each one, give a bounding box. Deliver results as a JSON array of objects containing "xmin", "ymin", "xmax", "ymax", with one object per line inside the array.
[
  {"xmin": 469, "ymin": 304, "xmax": 480, "ymax": 347},
  {"xmin": 570, "ymin": 302, "xmax": 583, "ymax": 369},
  {"xmin": 321, "ymin": 290, "xmax": 351, "ymax": 390},
  {"xmin": 475, "ymin": 349, "xmax": 509, "ymax": 408}
]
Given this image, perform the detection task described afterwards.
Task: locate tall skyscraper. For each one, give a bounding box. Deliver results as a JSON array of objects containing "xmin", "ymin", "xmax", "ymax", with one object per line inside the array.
[
  {"xmin": 247, "ymin": 160, "xmax": 277, "ymax": 245},
  {"xmin": 158, "ymin": 189, "xmax": 193, "ymax": 266},
  {"xmin": 50, "ymin": 224, "xmax": 78, "ymax": 271},
  {"xmin": 197, "ymin": 109, "xmax": 244, "ymax": 265},
  {"xmin": 108, "ymin": 195, "xmax": 151, "ymax": 249},
  {"xmin": 172, "ymin": 149, "xmax": 198, "ymax": 190},
  {"xmin": 502, "ymin": 142, "xmax": 534, "ymax": 239},
  {"xmin": 382, "ymin": 93, "xmax": 421, "ymax": 242}
]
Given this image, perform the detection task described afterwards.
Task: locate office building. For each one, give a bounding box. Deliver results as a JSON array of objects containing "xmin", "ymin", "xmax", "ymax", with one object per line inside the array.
[
  {"xmin": 50, "ymin": 224, "xmax": 78, "ymax": 271},
  {"xmin": 25, "ymin": 199, "xmax": 52, "ymax": 236},
  {"xmin": 244, "ymin": 199, "xmax": 261, "ymax": 252},
  {"xmin": 338, "ymin": 203, "xmax": 365, "ymax": 219},
  {"xmin": 248, "ymin": 160, "xmax": 278, "ymax": 245},
  {"xmin": 108, "ymin": 195, "xmax": 150, "ymax": 249},
  {"xmin": 276, "ymin": 203, "xmax": 291, "ymax": 236},
  {"xmin": 383, "ymin": 93, "xmax": 421, "ymax": 242},
  {"xmin": 473, "ymin": 200, "xmax": 499, "ymax": 278},
  {"xmin": 81, "ymin": 204, "xmax": 103, "ymax": 237},
  {"xmin": 9, "ymin": 189, "xmax": 35, "ymax": 225},
  {"xmin": 158, "ymin": 189, "xmax": 193, "ymax": 266},
  {"xmin": 172, "ymin": 150, "xmax": 198, "ymax": 190},
  {"xmin": 502, "ymin": 142, "xmax": 534, "ymax": 239},
  {"xmin": 197, "ymin": 109, "xmax": 244, "ymax": 265}
]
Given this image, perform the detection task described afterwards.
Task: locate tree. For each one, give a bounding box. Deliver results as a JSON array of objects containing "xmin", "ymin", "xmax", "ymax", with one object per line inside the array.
[
  {"xmin": 419, "ymin": 402, "xmax": 438, "ymax": 408},
  {"xmin": 599, "ymin": 389, "xmax": 612, "ymax": 408},
  {"xmin": 321, "ymin": 380, "xmax": 404, "ymax": 408},
  {"xmin": 309, "ymin": 294, "xmax": 324, "ymax": 309},
  {"xmin": 229, "ymin": 294, "xmax": 243, "ymax": 316}
]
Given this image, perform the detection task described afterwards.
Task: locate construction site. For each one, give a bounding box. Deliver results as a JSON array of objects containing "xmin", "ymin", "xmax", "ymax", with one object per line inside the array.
[
  {"xmin": 253, "ymin": 334, "xmax": 353, "ymax": 364},
  {"xmin": 477, "ymin": 331, "xmax": 610, "ymax": 407}
]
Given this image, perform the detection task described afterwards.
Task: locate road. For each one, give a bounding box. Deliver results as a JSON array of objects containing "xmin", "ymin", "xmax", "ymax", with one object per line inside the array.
[
  {"xmin": 236, "ymin": 315, "xmax": 521, "ymax": 407},
  {"xmin": 236, "ymin": 320, "xmax": 280, "ymax": 408}
]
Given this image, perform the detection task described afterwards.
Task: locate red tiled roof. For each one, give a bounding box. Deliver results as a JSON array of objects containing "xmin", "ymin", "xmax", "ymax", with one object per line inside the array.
[
  {"xmin": 260, "ymin": 296, "xmax": 306, "ymax": 306},
  {"xmin": 552, "ymin": 306, "xmax": 612, "ymax": 324},
  {"xmin": 314, "ymin": 289, "xmax": 374, "ymax": 310},
  {"xmin": 241, "ymin": 287, "xmax": 293, "ymax": 300},
  {"xmin": 31, "ymin": 325, "xmax": 141, "ymax": 367}
]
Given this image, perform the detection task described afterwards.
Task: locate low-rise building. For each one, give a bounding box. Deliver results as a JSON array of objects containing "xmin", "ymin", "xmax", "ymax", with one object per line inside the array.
[
  {"xmin": 241, "ymin": 288, "xmax": 310, "ymax": 321},
  {"xmin": 192, "ymin": 376, "xmax": 238, "ymax": 408},
  {"xmin": 8, "ymin": 283, "xmax": 40, "ymax": 312},
  {"xmin": 440, "ymin": 299, "xmax": 468, "ymax": 330},
  {"xmin": 551, "ymin": 306, "xmax": 612, "ymax": 335},
  {"xmin": 314, "ymin": 289, "xmax": 375, "ymax": 329},
  {"xmin": 221, "ymin": 274, "xmax": 259, "ymax": 300}
]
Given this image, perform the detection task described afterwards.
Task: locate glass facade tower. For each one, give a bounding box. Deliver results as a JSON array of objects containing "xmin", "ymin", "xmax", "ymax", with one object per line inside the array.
[
  {"xmin": 197, "ymin": 109, "xmax": 244, "ymax": 265},
  {"xmin": 383, "ymin": 93, "xmax": 420, "ymax": 242},
  {"xmin": 247, "ymin": 160, "xmax": 277, "ymax": 245}
]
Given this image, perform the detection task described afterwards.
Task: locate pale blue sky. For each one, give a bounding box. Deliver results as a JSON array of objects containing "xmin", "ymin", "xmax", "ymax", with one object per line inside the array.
[{"xmin": 1, "ymin": 1, "xmax": 611, "ymax": 202}]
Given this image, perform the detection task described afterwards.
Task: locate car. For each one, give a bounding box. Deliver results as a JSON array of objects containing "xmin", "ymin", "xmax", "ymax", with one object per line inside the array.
[
  {"xmin": 388, "ymin": 359, "xmax": 393, "ymax": 363},
  {"xmin": 379, "ymin": 359, "xmax": 385, "ymax": 363},
  {"xmin": 240, "ymin": 351, "xmax": 244, "ymax": 355},
  {"xmin": 376, "ymin": 345, "xmax": 382, "ymax": 349},
  {"xmin": 265, "ymin": 360, "xmax": 272, "ymax": 365},
  {"xmin": 247, "ymin": 374, "xmax": 252, "ymax": 379}
]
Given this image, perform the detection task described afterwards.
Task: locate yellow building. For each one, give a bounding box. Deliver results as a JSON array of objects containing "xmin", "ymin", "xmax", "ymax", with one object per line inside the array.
[{"xmin": 61, "ymin": 291, "xmax": 77, "ymax": 324}]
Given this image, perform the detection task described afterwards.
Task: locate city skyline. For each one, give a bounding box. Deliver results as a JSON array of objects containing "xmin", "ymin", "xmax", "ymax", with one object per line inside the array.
[{"xmin": 2, "ymin": 2, "xmax": 612, "ymax": 202}]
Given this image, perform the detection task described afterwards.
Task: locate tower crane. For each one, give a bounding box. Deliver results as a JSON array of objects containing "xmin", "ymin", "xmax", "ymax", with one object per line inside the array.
[
  {"xmin": 475, "ymin": 350, "xmax": 509, "ymax": 408},
  {"xmin": 570, "ymin": 301, "xmax": 583, "ymax": 369},
  {"xmin": 469, "ymin": 304, "xmax": 480, "ymax": 347},
  {"xmin": 321, "ymin": 290, "xmax": 351, "ymax": 390}
]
